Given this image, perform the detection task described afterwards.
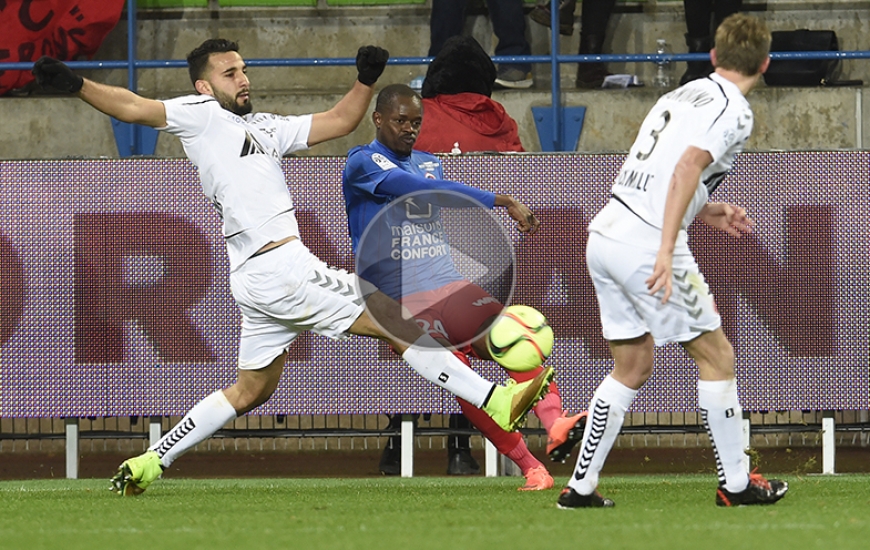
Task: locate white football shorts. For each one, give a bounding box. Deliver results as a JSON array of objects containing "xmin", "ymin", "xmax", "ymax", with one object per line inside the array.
[
  {"xmin": 585, "ymin": 232, "xmax": 721, "ymax": 346},
  {"xmin": 230, "ymin": 238, "xmax": 369, "ymax": 370}
]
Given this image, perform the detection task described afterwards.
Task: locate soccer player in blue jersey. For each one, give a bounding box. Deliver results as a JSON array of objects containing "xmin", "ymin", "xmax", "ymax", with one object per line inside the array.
[{"xmin": 342, "ymin": 84, "xmax": 587, "ymax": 490}]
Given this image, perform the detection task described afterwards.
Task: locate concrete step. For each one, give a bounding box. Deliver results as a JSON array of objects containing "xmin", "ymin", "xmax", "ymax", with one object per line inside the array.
[
  {"xmin": 3, "ymin": 84, "xmax": 865, "ymax": 159},
  {"xmin": 2, "ymin": 1, "xmax": 868, "ymax": 157}
]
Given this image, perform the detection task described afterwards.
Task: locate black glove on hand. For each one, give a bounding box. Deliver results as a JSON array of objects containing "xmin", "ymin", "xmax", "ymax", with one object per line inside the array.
[
  {"xmin": 356, "ymin": 46, "xmax": 389, "ymax": 86},
  {"xmin": 32, "ymin": 56, "xmax": 84, "ymax": 93}
]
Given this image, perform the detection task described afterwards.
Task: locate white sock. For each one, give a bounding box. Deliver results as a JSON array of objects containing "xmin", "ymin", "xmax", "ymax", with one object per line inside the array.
[
  {"xmin": 149, "ymin": 390, "xmax": 238, "ymax": 468},
  {"xmin": 568, "ymin": 375, "xmax": 637, "ymax": 495},
  {"xmin": 698, "ymin": 379, "xmax": 749, "ymax": 492},
  {"xmin": 401, "ymin": 333, "xmax": 494, "ymax": 408}
]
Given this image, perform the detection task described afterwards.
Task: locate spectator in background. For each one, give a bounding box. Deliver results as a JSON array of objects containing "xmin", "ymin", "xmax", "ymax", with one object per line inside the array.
[
  {"xmin": 680, "ymin": 0, "xmax": 743, "ymax": 85},
  {"xmin": 416, "ymin": 36, "xmax": 524, "ymax": 154},
  {"xmin": 529, "ymin": 0, "xmax": 618, "ymax": 89},
  {"xmin": 429, "ymin": 0, "xmax": 534, "ymax": 89}
]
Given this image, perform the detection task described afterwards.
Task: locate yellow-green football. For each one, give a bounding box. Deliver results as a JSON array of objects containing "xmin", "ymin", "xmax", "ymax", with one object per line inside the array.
[{"xmin": 486, "ymin": 305, "xmax": 554, "ymax": 372}]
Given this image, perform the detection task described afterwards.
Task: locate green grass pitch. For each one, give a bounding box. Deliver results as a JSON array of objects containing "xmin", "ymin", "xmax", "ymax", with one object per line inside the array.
[{"xmin": 1, "ymin": 475, "xmax": 868, "ymax": 550}]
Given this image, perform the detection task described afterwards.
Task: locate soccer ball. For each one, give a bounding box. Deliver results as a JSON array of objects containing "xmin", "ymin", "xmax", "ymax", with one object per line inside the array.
[{"xmin": 486, "ymin": 305, "xmax": 554, "ymax": 372}]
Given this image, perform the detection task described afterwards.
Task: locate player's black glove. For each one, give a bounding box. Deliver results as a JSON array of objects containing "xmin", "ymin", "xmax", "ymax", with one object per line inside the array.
[
  {"xmin": 32, "ymin": 56, "xmax": 84, "ymax": 94},
  {"xmin": 356, "ymin": 46, "xmax": 389, "ymax": 87}
]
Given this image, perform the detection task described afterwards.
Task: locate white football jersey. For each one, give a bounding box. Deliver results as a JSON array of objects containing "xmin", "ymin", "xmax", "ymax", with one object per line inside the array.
[
  {"xmin": 588, "ymin": 73, "xmax": 753, "ymax": 253},
  {"xmin": 160, "ymin": 95, "xmax": 312, "ymax": 270}
]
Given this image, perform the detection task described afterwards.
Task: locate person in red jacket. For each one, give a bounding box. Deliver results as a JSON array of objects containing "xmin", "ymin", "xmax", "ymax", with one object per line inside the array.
[{"xmin": 415, "ymin": 35, "xmax": 524, "ymax": 154}]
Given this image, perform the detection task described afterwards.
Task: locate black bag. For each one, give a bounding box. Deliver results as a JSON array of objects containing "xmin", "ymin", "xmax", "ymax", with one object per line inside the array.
[{"xmin": 763, "ymin": 30, "xmax": 842, "ymax": 86}]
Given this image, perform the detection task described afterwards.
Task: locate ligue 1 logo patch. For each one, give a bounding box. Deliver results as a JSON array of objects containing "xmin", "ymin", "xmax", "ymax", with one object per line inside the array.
[{"xmin": 371, "ymin": 153, "xmax": 397, "ymax": 171}]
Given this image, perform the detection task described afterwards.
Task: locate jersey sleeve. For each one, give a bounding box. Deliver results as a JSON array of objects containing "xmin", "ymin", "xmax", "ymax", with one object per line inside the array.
[
  {"xmin": 159, "ymin": 95, "xmax": 216, "ymax": 140},
  {"xmin": 344, "ymin": 147, "xmax": 390, "ymax": 196},
  {"xmin": 345, "ymin": 148, "xmax": 496, "ymax": 207},
  {"xmin": 378, "ymin": 170, "xmax": 496, "ymax": 208},
  {"xmin": 273, "ymin": 114, "xmax": 313, "ymax": 155},
  {"xmin": 690, "ymin": 103, "xmax": 753, "ymax": 163}
]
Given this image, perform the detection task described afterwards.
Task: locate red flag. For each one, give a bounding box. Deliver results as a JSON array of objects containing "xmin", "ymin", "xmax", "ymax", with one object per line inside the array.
[{"xmin": 0, "ymin": 0, "xmax": 125, "ymax": 95}]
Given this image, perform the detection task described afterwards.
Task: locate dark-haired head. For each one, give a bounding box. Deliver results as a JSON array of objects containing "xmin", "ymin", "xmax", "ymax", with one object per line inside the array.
[
  {"xmin": 375, "ymin": 83, "xmax": 421, "ymax": 115},
  {"xmin": 421, "ymin": 36, "xmax": 496, "ymax": 98},
  {"xmin": 373, "ymin": 84, "xmax": 422, "ymax": 156},
  {"xmin": 185, "ymin": 38, "xmax": 252, "ymax": 116},
  {"xmin": 187, "ymin": 38, "xmax": 240, "ymax": 87}
]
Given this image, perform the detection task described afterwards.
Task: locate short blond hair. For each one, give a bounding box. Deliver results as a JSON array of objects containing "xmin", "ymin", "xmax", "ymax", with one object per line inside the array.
[{"xmin": 714, "ymin": 13, "xmax": 771, "ymax": 76}]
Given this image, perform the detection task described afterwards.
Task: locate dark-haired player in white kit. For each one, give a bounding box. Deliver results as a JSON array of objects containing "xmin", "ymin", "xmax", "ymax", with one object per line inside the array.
[
  {"xmin": 558, "ymin": 13, "xmax": 789, "ymax": 508},
  {"xmin": 31, "ymin": 39, "xmax": 552, "ymax": 496}
]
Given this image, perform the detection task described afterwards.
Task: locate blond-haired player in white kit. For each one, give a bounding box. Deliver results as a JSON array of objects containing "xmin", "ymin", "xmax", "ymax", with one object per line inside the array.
[
  {"xmin": 31, "ymin": 39, "xmax": 552, "ymax": 496},
  {"xmin": 558, "ymin": 14, "xmax": 789, "ymax": 508}
]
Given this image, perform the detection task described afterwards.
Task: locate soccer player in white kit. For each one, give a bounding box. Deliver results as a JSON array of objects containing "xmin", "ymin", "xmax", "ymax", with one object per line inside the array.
[
  {"xmin": 558, "ymin": 14, "xmax": 789, "ymax": 508},
  {"xmin": 31, "ymin": 39, "xmax": 552, "ymax": 496}
]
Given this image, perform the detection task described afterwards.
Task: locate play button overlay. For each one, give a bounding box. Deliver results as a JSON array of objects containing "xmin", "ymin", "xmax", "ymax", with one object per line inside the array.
[{"xmin": 355, "ymin": 189, "xmax": 516, "ymax": 349}]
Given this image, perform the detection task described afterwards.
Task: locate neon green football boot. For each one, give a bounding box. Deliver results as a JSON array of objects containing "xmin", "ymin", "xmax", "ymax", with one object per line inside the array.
[
  {"xmin": 483, "ymin": 366, "xmax": 554, "ymax": 432},
  {"xmin": 109, "ymin": 450, "xmax": 164, "ymax": 496}
]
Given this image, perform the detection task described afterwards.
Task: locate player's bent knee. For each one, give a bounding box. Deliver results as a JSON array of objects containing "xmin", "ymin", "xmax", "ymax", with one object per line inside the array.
[
  {"xmin": 697, "ymin": 330, "xmax": 733, "ymax": 359},
  {"xmin": 226, "ymin": 360, "xmax": 284, "ymax": 413},
  {"xmin": 684, "ymin": 329, "xmax": 735, "ymax": 378},
  {"xmin": 229, "ymin": 384, "xmax": 276, "ymax": 415}
]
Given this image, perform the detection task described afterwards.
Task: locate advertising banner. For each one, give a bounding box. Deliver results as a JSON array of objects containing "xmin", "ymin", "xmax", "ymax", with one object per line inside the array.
[{"xmin": 1, "ymin": 153, "xmax": 867, "ymax": 417}]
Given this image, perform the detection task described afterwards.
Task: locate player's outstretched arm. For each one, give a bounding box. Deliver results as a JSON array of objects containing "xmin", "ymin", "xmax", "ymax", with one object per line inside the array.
[
  {"xmin": 32, "ymin": 56, "xmax": 166, "ymax": 128},
  {"xmin": 309, "ymin": 46, "xmax": 388, "ymax": 146},
  {"xmin": 494, "ymin": 194, "xmax": 540, "ymax": 234}
]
